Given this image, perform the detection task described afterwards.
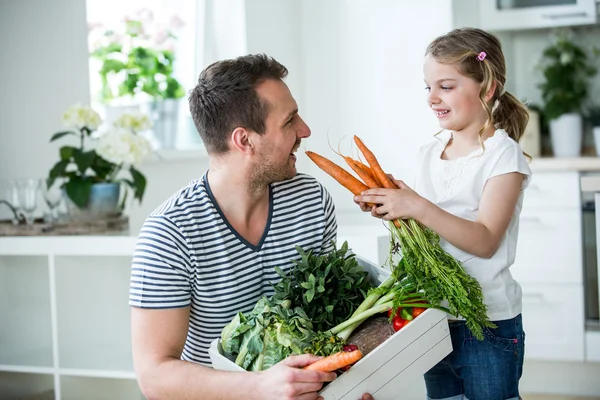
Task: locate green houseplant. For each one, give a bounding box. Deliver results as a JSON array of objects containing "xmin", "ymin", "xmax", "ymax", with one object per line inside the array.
[
  {"xmin": 48, "ymin": 104, "xmax": 152, "ymax": 215},
  {"xmin": 89, "ymin": 9, "xmax": 186, "ymax": 103},
  {"xmin": 537, "ymin": 30, "xmax": 598, "ymax": 157}
]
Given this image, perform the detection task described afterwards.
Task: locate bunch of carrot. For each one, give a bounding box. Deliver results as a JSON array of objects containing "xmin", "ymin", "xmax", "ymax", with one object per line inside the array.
[
  {"xmin": 306, "ymin": 136, "xmax": 494, "ymax": 340},
  {"xmin": 305, "ymin": 136, "xmax": 396, "ymax": 198}
]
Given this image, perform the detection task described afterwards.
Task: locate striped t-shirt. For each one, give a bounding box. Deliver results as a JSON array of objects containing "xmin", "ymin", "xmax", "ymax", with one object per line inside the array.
[{"xmin": 129, "ymin": 172, "xmax": 337, "ymax": 365}]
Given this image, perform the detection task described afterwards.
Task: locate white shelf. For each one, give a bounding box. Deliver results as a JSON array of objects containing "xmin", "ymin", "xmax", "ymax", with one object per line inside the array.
[
  {"xmin": 59, "ymin": 368, "xmax": 136, "ymax": 379},
  {"xmin": 0, "ymin": 365, "xmax": 54, "ymax": 374},
  {"xmin": 0, "ymin": 236, "xmax": 137, "ymax": 256},
  {"xmin": 0, "ymin": 256, "xmax": 54, "ymax": 367},
  {"xmin": 0, "ymin": 371, "xmax": 55, "ymax": 399},
  {"xmin": 0, "ymin": 240, "xmax": 140, "ymax": 398},
  {"xmin": 60, "ymin": 375, "xmax": 143, "ymax": 400}
]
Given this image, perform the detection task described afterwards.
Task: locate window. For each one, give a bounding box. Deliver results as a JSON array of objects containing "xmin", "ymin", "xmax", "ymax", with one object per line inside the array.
[{"xmin": 86, "ymin": 0, "xmax": 201, "ymax": 150}]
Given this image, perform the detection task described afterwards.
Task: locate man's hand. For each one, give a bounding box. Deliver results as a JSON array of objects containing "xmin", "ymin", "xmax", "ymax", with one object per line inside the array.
[{"xmin": 255, "ymin": 354, "xmax": 336, "ymax": 400}]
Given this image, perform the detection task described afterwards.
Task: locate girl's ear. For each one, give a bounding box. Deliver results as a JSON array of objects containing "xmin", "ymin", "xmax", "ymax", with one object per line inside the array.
[
  {"xmin": 484, "ymin": 80, "xmax": 498, "ymax": 103},
  {"xmin": 231, "ymin": 127, "xmax": 254, "ymax": 154}
]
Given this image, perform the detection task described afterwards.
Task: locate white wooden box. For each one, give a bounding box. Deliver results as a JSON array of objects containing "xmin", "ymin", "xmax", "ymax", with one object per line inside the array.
[{"xmin": 209, "ymin": 258, "xmax": 452, "ymax": 400}]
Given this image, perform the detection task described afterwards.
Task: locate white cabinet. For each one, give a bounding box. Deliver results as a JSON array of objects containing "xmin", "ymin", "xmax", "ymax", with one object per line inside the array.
[
  {"xmin": 514, "ymin": 171, "xmax": 587, "ymax": 362},
  {"xmin": 479, "ymin": 0, "xmax": 597, "ymax": 31},
  {"xmin": 512, "ymin": 209, "xmax": 583, "ymax": 284},
  {"xmin": 0, "ymin": 237, "xmax": 142, "ymax": 400},
  {"xmin": 521, "ymin": 283, "xmax": 585, "ymax": 361}
]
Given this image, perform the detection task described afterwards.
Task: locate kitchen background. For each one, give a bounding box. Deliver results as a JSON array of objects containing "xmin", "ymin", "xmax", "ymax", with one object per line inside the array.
[{"xmin": 1, "ymin": 0, "xmax": 600, "ymax": 399}]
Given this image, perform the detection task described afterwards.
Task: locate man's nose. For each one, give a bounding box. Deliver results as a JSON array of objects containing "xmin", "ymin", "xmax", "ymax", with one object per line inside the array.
[{"xmin": 297, "ymin": 116, "xmax": 311, "ymax": 138}]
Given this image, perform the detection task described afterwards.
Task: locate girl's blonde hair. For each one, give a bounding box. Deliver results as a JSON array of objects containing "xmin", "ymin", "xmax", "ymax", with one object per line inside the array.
[{"xmin": 426, "ymin": 28, "xmax": 529, "ymax": 144}]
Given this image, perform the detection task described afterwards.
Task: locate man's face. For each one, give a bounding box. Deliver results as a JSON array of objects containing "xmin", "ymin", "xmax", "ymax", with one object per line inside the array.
[
  {"xmin": 423, "ymin": 54, "xmax": 487, "ymax": 133},
  {"xmin": 251, "ymin": 79, "xmax": 311, "ymax": 184}
]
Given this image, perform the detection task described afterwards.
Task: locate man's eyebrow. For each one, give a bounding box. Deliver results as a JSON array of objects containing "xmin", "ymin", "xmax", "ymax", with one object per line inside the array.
[{"xmin": 282, "ymin": 109, "xmax": 298, "ymax": 122}]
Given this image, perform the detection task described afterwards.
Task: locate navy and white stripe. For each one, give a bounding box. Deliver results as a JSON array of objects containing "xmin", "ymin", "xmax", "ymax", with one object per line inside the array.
[{"xmin": 129, "ymin": 173, "xmax": 337, "ymax": 365}]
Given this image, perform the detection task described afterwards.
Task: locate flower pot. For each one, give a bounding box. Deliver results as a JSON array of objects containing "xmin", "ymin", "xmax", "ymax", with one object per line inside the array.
[
  {"xmin": 151, "ymin": 99, "xmax": 180, "ymax": 149},
  {"xmin": 594, "ymin": 126, "xmax": 600, "ymax": 157},
  {"xmin": 549, "ymin": 113, "xmax": 583, "ymax": 158},
  {"xmin": 65, "ymin": 182, "xmax": 121, "ymax": 221}
]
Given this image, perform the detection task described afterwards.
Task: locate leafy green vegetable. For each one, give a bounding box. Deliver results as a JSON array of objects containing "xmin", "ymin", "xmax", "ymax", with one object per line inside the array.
[
  {"xmin": 272, "ymin": 241, "xmax": 373, "ymax": 332},
  {"xmin": 220, "ymin": 296, "xmax": 344, "ymax": 371}
]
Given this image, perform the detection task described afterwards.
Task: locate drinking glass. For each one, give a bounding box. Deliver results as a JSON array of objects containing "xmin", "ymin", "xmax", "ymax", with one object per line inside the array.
[
  {"xmin": 42, "ymin": 179, "xmax": 63, "ymax": 224},
  {"xmin": 17, "ymin": 179, "xmax": 40, "ymax": 226}
]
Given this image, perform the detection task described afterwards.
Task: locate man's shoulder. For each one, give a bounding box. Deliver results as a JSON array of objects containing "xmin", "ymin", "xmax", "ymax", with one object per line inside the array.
[{"xmin": 148, "ymin": 178, "xmax": 209, "ymax": 220}]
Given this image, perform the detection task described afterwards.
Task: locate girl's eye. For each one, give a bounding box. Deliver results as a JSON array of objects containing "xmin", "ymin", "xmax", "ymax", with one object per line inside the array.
[
  {"xmin": 424, "ymin": 86, "xmax": 431, "ymax": 92},
  {"xmin": 441, "ymin": 86, "xmax": 452, "ymax": 90}
]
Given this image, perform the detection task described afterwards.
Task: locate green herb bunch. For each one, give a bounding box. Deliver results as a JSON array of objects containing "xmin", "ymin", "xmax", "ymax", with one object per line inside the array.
[
  {"xmin": 272, "ymin": 241, "xmax": 373, "ymax": 332},
  {"xmin": 391, "ymin": 219, "xmax": 494, "ymax": 340}
]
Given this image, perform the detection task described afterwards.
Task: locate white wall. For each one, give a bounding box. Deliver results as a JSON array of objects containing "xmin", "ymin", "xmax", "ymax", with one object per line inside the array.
[
  {"xmin": 506, "ymin": 26, "xmax": 600, "ymax": 106},
  {"xmin": 0, "ymin": 0, "xmax": 90, "ymax": 181},
  {"xmin": 299, "ymin": 0, "xmax": 452, "ymax": 232}
]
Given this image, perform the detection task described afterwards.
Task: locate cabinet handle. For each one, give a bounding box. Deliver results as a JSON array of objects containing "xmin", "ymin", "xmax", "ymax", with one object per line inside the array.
[
  {"xmin": 523, "ymin": 292, "xmax": 546, "ymax": 303},
  {"xmin": 521, "ymin": 216, "xmax": 543, "ymax": 224},
  {"xmin": 542, "ymin": 12, "xmax": 588, "ymax": 19}
]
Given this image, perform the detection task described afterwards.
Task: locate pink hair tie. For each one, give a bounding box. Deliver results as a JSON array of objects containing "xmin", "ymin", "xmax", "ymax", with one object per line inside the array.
[{"xmin": 477, "ymin": 51, "xmax": 487, "ymax": 61}]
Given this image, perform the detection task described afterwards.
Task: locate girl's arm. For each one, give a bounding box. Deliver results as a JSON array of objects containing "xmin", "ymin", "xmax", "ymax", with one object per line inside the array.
[{"xmin": 355, "ymin": 172, "xmax": 524, "ymax": 259}]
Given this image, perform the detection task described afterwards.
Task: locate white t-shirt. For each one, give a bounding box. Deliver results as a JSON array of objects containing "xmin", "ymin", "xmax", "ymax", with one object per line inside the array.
[{"xmin": 414, "ymin": 129, "xmax": 532, "ymax": 321}]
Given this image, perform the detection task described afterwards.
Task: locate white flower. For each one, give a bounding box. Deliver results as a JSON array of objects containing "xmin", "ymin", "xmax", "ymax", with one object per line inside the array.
[
  {"xmin": 96, "ymin": 128, "xmax": 153, "ymax": 165},
  {"xmin": 560, "ymin": 52, "xmax": 572, "ymax": 65},
  {"xmin": 62, "ymin": 104, "xmax": 102, "ymax": 130},
  {"xmin": 113, "ymin": 111, "xmax": 153, "ymax": 132}
]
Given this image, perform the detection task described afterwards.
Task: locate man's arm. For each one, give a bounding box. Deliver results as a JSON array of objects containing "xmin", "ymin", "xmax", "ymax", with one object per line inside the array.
[{"xmin": 131, "ymin": 306, "xmax": 336, "ymax": 400}]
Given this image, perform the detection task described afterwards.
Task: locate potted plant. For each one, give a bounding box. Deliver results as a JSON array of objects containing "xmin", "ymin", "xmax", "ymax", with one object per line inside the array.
[
  {"xmin": 88, "ymin": 9, "xmax": 186, "ymax": 147},
  {"xmin": 585, "ymin": 104, "xmax": 600, "ymax": 157},
  {"xmin": 537, "ymin": 29, "xmax": 598, "ymax": 157},
  {"xmin": 48, "ymin": 104, "xmax": 153, "ymax": 220}
]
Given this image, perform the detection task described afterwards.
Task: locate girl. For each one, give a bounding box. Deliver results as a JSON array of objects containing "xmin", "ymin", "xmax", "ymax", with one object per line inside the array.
[{"xmin": 354, "ymin": 28, "xmax": 531, "ymax": 400}]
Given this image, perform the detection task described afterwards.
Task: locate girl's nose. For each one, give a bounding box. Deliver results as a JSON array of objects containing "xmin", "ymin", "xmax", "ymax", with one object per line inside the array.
[{"xmin": 427, "ymin": 90, "xmax": 440, "ymax": 106}]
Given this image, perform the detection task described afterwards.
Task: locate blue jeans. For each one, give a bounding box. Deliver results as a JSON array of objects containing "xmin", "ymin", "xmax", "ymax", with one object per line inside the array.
[{"xmin": 424, "ymin": 314, "xmax": 525, "ymax": 400}]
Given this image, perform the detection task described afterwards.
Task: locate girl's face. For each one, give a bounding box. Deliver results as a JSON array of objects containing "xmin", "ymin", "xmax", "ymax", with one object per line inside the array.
[{"xmin": 423, "ymin": 54, "xmax": 487, "ymax": 134}]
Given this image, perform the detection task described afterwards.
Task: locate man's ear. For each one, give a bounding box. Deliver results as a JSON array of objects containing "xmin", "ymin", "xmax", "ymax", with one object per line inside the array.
[{"xmin": 231, "ymin": 127, "xmax": 254, "ymax": 154}]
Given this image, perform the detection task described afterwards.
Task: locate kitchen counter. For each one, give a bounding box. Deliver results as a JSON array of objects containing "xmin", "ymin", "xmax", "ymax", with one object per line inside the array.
[{"xmin": 530, "ymin": 157, "xmax": 600, "ymax": 172}]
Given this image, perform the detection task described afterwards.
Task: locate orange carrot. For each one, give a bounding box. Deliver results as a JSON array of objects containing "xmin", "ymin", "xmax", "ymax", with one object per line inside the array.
[
  {"xmin": 343, "ymin": 157, "xmax": 380, "ymax": 189},
  {"xmin": 354, "ymin": 160, "xmax": 383, "ymax": 187},
  {"xmin": 353, "ymin": 136, "xmax": 396, "ymax": 189},
  {"xmin": 306, "ymin": 151, "xmax": 369, "ymax": 196},
  {"xmin": 303, "ymin": 350, "xmax": 363, "ymax": 372}
]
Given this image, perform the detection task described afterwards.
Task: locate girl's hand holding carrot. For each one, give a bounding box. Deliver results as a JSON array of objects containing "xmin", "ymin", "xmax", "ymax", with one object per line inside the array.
[{"xmin": 354, "ymin": 179, "xmax": 430, "ymax": 221}]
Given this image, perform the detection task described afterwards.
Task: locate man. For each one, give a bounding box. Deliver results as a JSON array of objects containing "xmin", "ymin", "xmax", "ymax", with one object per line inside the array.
[{"xmin": 129, "ymin": 54, "xmax": 374, "ymax": 400}]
